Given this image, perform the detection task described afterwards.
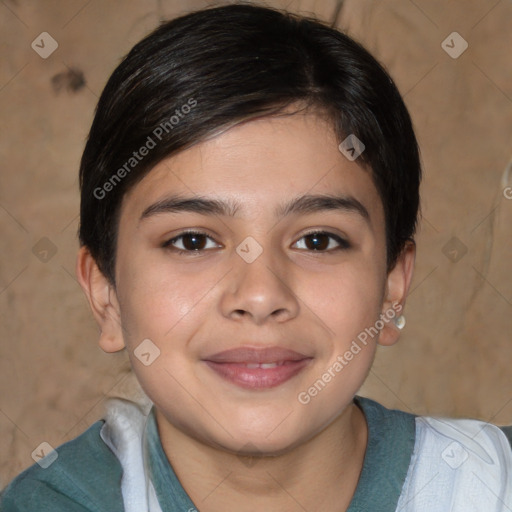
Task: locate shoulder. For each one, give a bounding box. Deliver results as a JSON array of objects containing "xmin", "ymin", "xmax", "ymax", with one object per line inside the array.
[
  {"xmin": 0, "ymin": 420, "xmax": 124, "ymax": 512},
  {"xmin": 398, "ymin": 415, "xmax": 512, "ymax": 510}
]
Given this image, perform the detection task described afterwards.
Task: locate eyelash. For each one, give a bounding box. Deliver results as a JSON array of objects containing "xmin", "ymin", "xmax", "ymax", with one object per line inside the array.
[{"xmin": 162, "ymin": 229, "xmax": 350, "ymax": 256}]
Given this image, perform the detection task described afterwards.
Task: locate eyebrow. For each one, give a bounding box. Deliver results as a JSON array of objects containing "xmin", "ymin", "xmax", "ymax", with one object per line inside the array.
[{"xmin": 139, "ymin": 193, "xmax": 370, "ymax": 225}]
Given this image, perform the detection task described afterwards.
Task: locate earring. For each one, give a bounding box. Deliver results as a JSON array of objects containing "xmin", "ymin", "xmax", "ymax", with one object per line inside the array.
[{"xmin": 394, "ymin": 315, "xmax": 406, "ymax": 330}]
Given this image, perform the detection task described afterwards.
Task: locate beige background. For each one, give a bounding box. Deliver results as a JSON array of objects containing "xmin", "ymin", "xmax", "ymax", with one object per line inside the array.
[{"xmin": 1, "ymin": 0, "xmax": 511, "ymax": 488}]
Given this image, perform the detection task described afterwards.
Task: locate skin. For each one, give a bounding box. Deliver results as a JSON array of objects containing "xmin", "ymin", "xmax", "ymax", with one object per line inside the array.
[{"xmin": 77, "ymin": 110, "xmax": 415, "ymax": 512}]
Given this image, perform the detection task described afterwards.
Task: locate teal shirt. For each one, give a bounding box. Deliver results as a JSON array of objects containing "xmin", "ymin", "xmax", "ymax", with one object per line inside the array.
[
  {"xmin": 2, "ymin": 397, "xmax": 511, "ymax": 511},
  {"xmin": 0, "ymin": 420, "xmax": 124, "ymax": 512}
]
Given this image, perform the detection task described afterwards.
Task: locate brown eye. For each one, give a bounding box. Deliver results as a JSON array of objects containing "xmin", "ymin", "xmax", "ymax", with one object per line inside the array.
[
  {"xmin": 179, "ymin": 233, "xmax": 207, "ymax": 250},
  {"xmin": 294, "ymin": 231, "xmax": 350, "ymax": 252},
  {"xmin": 163, "ymin": 231, "xmax": 220, "ymax": 253}
]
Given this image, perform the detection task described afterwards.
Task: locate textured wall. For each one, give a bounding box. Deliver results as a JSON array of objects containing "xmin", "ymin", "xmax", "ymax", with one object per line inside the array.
[{"xmin": 1, "ymin": 0, "xmax": 511, "ymax": 487}]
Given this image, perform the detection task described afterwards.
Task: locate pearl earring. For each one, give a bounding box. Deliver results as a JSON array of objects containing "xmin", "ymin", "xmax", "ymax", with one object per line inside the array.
[{"xmin": 394, "ymin": 315, "xmax": 406, "ymax": 330}]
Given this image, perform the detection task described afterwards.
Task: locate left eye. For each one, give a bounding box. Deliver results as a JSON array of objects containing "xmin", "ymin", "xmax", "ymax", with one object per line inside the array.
[{"xmin": 293, "ymin": 231, "xmax": 349, "ymax": 251}]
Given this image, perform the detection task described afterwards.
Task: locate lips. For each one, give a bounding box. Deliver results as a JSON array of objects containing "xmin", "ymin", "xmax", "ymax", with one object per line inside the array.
[
  {"xmin": 202, "ymin": 346, "xmax": 312, "ymax": 389},
  {"xmin": 204, "ymin": 346, "xmax": 309, "ymax": 364}
]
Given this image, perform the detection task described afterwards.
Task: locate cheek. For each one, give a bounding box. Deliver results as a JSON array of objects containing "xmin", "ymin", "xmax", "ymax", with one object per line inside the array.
[
  {"xmin": 302, "ymin": 262, "xmax": 384, "ymax": 334},
  {"xmin": 116, "ymin": 264, "xmax": 205, "ymax": 406},
  {"xmin": 293, "ymin": 272, "xmax": 381, "ymax": 418},
  {"xmin": 116, "ymin": 251, "xmax": 207, "ymax": 344}
]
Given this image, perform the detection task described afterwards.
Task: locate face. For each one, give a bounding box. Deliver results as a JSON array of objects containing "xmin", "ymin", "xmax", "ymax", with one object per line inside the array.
[{"xmin": 85, "ymin": 111, "xmax": 407, "ymax": 456}]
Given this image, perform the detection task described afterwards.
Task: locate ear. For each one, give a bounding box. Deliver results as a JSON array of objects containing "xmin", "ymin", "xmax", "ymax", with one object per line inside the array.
[
  {"xmin": 378, "ymin": 240, "xmax": 416, "ymax": 347},
  {"xmin": 75, "ymin": 246, "xmax": 125, "ymax": 353}
]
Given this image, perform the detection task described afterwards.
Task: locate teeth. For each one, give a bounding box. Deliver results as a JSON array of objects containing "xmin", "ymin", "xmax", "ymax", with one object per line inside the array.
[{"xmin": 244, "ymin": 362, "xmax": 282, "ymax": 369}]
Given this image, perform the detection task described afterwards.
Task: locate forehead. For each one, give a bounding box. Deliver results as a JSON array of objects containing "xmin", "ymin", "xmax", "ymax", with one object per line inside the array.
[{"xmin": 120, "ymin": 112, "xmax": 384, "ymax": 229}]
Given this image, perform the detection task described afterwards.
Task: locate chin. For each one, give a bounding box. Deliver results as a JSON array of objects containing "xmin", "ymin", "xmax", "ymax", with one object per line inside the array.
[{"xmin": 222, "ymin": 419, "xmax": 316, "ymax": 455}]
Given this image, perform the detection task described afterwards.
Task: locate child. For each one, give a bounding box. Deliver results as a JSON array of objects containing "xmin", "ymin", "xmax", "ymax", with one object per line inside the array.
[{"xmin": 2, "ymin": 3, "xmax": 511, "ymax": 511}]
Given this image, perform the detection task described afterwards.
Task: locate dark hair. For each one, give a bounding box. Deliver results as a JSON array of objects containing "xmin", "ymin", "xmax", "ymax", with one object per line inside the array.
[{"xmin": 78, "ymin": 3, "xmax": 421, "ymax": 285}]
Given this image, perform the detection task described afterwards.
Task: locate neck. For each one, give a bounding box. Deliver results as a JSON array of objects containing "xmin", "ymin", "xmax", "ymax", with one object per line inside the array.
[{"xmin": 155, "ymin": 401, "xmax": 368, "ymax": 512}]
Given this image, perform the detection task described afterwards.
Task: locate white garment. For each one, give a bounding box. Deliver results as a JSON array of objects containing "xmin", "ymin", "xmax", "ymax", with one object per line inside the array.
[
  {"xmin": 98, "ymin": 397, "xmax": 512, "ymax": 512},
  {"xmin": 99, "ymin": 397, "xmax": 164, "ymax": 512},
  {"xmin": 396, "ymin": 416, "xmax": 512, "ymax": 511}
]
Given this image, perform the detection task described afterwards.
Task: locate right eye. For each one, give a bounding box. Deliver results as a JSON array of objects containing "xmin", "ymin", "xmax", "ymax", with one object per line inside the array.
[{"xmin": 162, "ymin": 230, "xmax": 221, "ymax": 254}]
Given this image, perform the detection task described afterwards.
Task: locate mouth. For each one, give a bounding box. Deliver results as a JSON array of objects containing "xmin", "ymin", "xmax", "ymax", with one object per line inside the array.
[{"xmin": 202, "ymin": 346, "xmax": 313, "ymax": 390}]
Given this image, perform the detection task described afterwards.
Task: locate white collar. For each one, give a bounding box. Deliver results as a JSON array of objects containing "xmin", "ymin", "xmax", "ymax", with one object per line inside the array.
[{"xmin": 99, "ymin": 397, "xmax": 163, "ymax": 512}]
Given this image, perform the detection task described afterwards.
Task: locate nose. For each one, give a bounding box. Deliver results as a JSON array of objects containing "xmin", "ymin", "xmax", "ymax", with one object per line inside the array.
[{"xmin": 219, "ymin": 245, "xmax": 300, "ymax": 325}]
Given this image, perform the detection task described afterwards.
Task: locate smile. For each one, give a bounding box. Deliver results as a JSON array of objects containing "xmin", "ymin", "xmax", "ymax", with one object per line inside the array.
[{"xmin": 202, "ymin": 346, "xmax": 313, "ymax": 389}]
